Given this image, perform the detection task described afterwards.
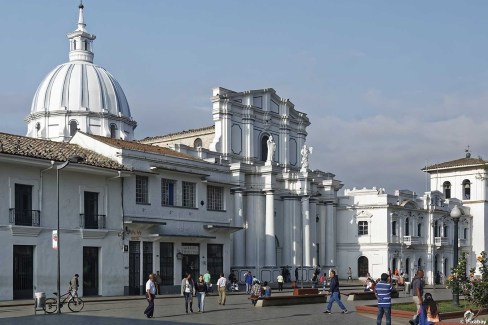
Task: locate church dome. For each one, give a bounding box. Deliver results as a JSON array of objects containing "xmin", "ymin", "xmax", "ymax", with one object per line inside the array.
[{"xmin": 26, "ymin": 3, "xmax": 136, "ymax": 141}]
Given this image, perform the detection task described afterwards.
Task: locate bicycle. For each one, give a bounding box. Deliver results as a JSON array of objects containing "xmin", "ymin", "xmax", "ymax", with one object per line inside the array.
[{"xmin": 44, "ymin": 290, "xmax": 84, "ymax": 313}]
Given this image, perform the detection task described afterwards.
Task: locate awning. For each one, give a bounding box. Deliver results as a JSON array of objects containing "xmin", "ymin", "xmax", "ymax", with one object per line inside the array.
[
  {"xmin": 203, "ymin": 224, "xmax": 243, "ymax": 234},
  {"xmin": 124, "ymin": 216, "xmax": 167, "ymax": 226}
]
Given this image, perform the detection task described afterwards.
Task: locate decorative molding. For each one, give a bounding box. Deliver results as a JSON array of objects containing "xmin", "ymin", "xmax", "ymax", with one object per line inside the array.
[
  {"xmin": 80, "ymin": 229, "xmax": 109, "ymax": 239},
  {"xmin": 9, "ymin": 225, "xmax": 43, "ymax": 237}
]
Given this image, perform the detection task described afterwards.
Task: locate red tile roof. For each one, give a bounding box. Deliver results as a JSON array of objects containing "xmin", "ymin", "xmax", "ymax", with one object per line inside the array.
[
  {"xmin": 141, "ymin": 125, "xmax": 215, "ymax": 142},
  {"xmin": 422, "ymin": 157, "xmax": 488, "ymax": 171}
]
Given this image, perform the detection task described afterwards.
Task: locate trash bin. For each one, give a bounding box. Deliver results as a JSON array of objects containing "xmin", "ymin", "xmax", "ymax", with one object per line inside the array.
[
  {"xmin": 404, "ymin": 282, "xmax": 411, "ymax": 295},
  {"xmin": 34, "ymin": 292, "xmax": 46, "ymax": 310}
]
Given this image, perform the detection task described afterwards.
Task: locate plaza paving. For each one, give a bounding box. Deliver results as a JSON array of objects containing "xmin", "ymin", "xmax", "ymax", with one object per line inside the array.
[{"xmin": 0, "ymin": 286, "xmax": 462, "ymax": 324}]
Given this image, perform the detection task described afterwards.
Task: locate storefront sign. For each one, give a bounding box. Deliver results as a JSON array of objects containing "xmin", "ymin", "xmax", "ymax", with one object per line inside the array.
[{"xmin": 180, "ymin": 245, "xmax": 199, "ymax": 255}]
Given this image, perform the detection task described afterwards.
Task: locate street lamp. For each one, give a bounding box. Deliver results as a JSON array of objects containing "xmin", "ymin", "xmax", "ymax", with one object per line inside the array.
[
  {"xmin": 56, "ymin": 155, "xmax": 84, "ymax": 314},
  {"xmin": 450, "ymin": 204, "xmax": 462, "ymax": 307}
]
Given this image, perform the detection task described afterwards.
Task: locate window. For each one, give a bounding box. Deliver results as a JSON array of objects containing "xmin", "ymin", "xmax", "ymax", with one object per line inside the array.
[
  {"xmin": 417, "ymin": 223, "xmax": 422, "ymax": 237},
  {"xmin": 83, "ymin": 191, "xmax": 100, "ymax": 229},
  {"xmin": 405, "ymin": 218, "xmax": 410, "ymax": 236},
  {"xmin": 358, "ymin": 221, "xmax": 368, "ymax": 235},
  {"xmin": 463, "ymin": 227, "xmax": 468, "ymax": 240},
  {"xmin": 207, "ymin": 244, "xmax": 223, "ymax": 283},
  {"xmin": 136, "ymin": 176, "xmax": 149, "ymax": 204},
  {"xmin": 207, "ymin": 186, "xmax": 224, "ymax": 211},
  {"xmin": 391, "ymin": 221, "xmax": 397, "ymax": 236},
  {"xmin": 194, "ymin": 138, "xmax": 202, "ymax": 148},
  {"xmin": 69, "ymin": 120, "xmax": 78, "ymax": 136},
  {"xmin": 443, "ymin": 181, "xmax": 451, "ymax": 199},
  {"xmin": 110, "ymin": 124, "xmax": 117, "ymax": 138},
  {"xmin": 261, "ymin": 135, "xmax": 269, "ymax": 162},
  {"xmin": 405, "ymin": 258, "xmax": 410, "ymax": 275},
  {"xmin": 182, "ymin": 181, "xmax": 196, "ymax": 208},
  {"xmin": 434, "ymin": 221, "xmax": 439, "ymax": 237},
  {"xmin": 443, "ymin": 225, "xmax": 448, "ymax": 237},
  {"xmin": 161, "ymin": 179, "xmax": 175, "ymax": 206},
  {"xmin": 463, "ymin": 179, "xmax": 471, "ymax": 200}
]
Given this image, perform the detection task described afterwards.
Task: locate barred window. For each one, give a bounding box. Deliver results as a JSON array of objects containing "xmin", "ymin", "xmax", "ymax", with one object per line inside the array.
[
  {"xmin": 161, "ymin": 179, "xmax": 175, "ymax": 206},
  {"xmin": 182, "ymin": 181, "xmax": 196, "ymax": 208},
  {"xmin": 358, "ymin": 221, "xmax": 368, "ymax": 235},
  {"xmin": 136, "ymin": 175, "xmax": 149, "ymax": 204},
  {"xmin": 207, "ymin": 186, "xmax": 224, "ymax": 211}
]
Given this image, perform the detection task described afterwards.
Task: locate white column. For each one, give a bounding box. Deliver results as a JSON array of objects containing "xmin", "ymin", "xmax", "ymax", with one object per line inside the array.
[
  {"xmin": 325, "ymin": 202, "xmax": 336, "ymax": 267},
  {"xmin": 310, "ymin": 199, "xmax": 317, "ymax": 267},
  {"xmin": 282, "ymin": 198, "xmax": 294, "ymax": 266},
  {"xmin": 265, "ymin": 190, "xmax": 276, "ymax": 266},
  {"xmin": 293, "ymin": 199, "xmax": 302, "ymax": 266},
  {"xmin": 232, "ymin": 189, "xmax": 245, "ymax": 266},
  {"xmin": 318, "ymin": 203, "xmax": 326, "ymax": 266},
  {"xmin": 245, "ymin": 193, "xmax": 258, "ymax": 266},
  {"xmin": 302, "ymin": 197, "xmax": 311, "ymax": 266}
]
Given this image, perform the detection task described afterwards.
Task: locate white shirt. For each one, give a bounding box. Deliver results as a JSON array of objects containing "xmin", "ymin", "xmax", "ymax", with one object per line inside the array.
[
  {"xmin": 217, "ymin": 276, "xmax": 226, "ymax": 288},
  {"xmin": 146, "ymin": 279, "xmax": 156, "ymax": 294}
]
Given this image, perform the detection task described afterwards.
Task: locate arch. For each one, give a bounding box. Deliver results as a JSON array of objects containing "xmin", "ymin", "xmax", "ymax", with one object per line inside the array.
[
  {"xmin": 443, "ymin": 181, "xmax": 451, "ymax": 199},
  {"xmin": 417, "ymin": 223, "xmax": 422, "ymax": 237},
  {"xmin": 109, "ymin": 123, "xmax": 117, "ymax": 138},
  {"xmin": 69, "ymin": 120, "xmax": 78, "ymax": 137},
  {"xmin": 357, "ymin": 256, "xmax": 369, "ymax": 277},
  {"xmin": 194, "ymin": 138, "xmax": 203, "ymax": 148},
  {"xmin": 405, "ymin": 218, "xmax": 410, "ymax": 236},
  {"xmin": 391, "ymin": 220, "xmax": 397, "ymax": 236},
  {"xmin": 463, "ymin": 179, "xmax": 471, "ymax": 200},
  {"xmin": 434, "ymin": 220, "xmax": 439, "ymax": 237},
  {"xmin": 443, "ymin": 224, "xmax": 448, "ymax": 237},
  {"xmin": 35, "ymin": 122, "xmax": 41, "ymax": 137},
  {"xmin": 260, "ymin": 134, "xmax": 269, "ymax": 162}
]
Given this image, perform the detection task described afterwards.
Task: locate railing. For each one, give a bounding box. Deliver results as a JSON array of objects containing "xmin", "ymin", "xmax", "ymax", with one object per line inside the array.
[
  {"xmin": 79, "ymin": 214, "xmax": 106, "ymax": 229},
  {"xmin": 434, "ymin": 237, "xmax": 449, "ymax": 247},
  {"xmin": 9, "ymin": 208, "xmax": 40, "ymax": 226},
  {"xmin": 458, "ymin": 238, "xmax": 468, "ymax": 247},
  {"xmin": 403, "ymin": 236, "xmax": 421, "ymax": 246}
]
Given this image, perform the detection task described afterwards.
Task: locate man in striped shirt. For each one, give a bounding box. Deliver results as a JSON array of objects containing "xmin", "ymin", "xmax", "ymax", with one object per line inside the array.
[{"xmin": 375, "ymin": 273, "xmax": 393, "ymax": 325}]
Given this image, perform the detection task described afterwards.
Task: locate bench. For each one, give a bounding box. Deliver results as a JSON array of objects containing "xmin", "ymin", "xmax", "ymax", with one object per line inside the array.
[
  {"xmin": 293, "ymin": 288, "xmax": 319, "ymax": 296},
  {"xmin": 346, "ymin": 290, "xmax": 399, "ymax": 301},
  {"xmin": 253, "ymin": 294, "xmax": 327, "ymax": 307}
]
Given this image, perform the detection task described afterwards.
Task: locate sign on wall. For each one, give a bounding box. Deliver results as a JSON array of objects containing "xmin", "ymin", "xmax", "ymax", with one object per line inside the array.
[
  {"xmin": 180, "ymin": 245, "xmax": 199, "ymax": 255},
  {"xmin": 52, "ymin": 230, "xmax": 58, "ymax": 250}
]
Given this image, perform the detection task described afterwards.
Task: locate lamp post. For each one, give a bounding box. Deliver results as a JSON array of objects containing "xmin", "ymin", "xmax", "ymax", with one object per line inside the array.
[
  {"xmin": 450, "ymin": 204, "xmax": 462, "ymax": 307},
  {"xmin": 56, "ymin": 155, "xmax": 84, "ymax": 314}
]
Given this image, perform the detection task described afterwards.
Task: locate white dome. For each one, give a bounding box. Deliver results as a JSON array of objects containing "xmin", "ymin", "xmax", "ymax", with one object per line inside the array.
[
  {"xmin": 26, "ymin": 3, "xmax": 137, "ymax": 141},
  {"xmin": 30, "ymin": 62, "xmax": 132, "ymax": 118}
]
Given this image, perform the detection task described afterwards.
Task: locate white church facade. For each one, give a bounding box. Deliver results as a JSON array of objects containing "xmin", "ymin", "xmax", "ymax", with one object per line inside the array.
[{"xmin": 0, "ymin": 3, "xmax": 483, "ymax": 300}]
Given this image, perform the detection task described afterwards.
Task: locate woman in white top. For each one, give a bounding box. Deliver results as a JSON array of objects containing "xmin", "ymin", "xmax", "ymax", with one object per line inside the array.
[
  {"xmin": 181, "ymin": 273, "xmax": 195, "ymax": 313},
  {"xmin": 144, "ymin": 273, "xmax": 156, "ymax": 318}
]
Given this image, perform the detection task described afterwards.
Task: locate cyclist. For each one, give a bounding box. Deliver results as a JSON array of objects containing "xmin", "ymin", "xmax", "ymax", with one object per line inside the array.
[{"xmin": 69, "ymin": 274, "xmax": 79, "ymax": 303}]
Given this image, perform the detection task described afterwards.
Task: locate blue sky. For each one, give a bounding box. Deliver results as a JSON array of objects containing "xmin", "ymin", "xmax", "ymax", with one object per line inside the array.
[{"xmin": 2, "ymin": 0, "xmax": 488, "ymax": 194}]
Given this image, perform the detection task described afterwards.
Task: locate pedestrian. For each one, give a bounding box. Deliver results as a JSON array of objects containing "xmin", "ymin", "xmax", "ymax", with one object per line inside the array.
[
  {"xmin": 420, "ymin": 292, "xmax": 440, "ymax": 324},
  {"xmin": 228, "ymin": 270, "xmax": 237, "ymax": 291},
  {"xmin": 155, "ymin": 271, "xmax": 162, "ymax": 295},
  {"xmin": 181, "ymin": 273, "xmax": 195, "ymax": 313},
  {"xmin": 245, "ymin": 271, "xmax": 253, "ymax": 294},
  {"xmin": 375, "ymin": 273, "xmax": 393, "ymax": 325},
  {"xmin": 411, "ymin": 270, "xmax": 425, "ymax": 323},
  {"xmin": 311, "ymin": 272, "xmax": 318, "ymax": 288},
  {"xmin": 250, "ymin": 279, "xmax": 262, "ymax": 306},
  {"xmin": 217, "ymin": 273, "xmax": 227, "ymax": 305},
  {"xmin": 277, "ymin": 273, "xmax": 284, "ymax": 292},
  {"xmin": 262, "ymin": 281, "xmax": 271, "ymax": 297},
  {"xmin": 295, "ymin": 267, "xmax": 299, "ymax": 282},
  {"xmin": 203, "ymin": 270, "xmax": 212, "ymax": 294},
  {"xmin": 144, "ymin": 273, "xmax": 156, "ymax": 318},
  {"xmin": 320, "ymin": 272, "xmax": 327, "ymax": 293},
  {"xmin": 69, "ymin": 274, "xmax": 79, "ymax": 303},
  {"xmin": 324, "ymin": 270, "xmax": 348, "ymax": 314},
  {"xmin": 195, "ymin": 274, "xmax": 208, "ymax": 313}
]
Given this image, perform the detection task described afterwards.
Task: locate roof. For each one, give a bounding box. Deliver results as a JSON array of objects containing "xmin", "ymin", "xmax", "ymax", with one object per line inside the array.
[
  {"xmin": 0, "ymin": 132, "xmax": 126, "ymax": 170},
  {"xmin": 84, "ymin": 133, "xmax": 201, "ymax": 161},
  {"xmin": 422, "ymin": 157, "xmax": 488, "ymax": 172},
  {"xmin": 141, "ymin": 125, "xmax": 215, "ymax": 142}
]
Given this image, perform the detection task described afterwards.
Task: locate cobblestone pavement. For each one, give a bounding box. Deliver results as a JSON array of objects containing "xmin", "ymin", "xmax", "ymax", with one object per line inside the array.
[{"xmin": 0, "ymin": 287, "xmax": 459, "ymax": 325}]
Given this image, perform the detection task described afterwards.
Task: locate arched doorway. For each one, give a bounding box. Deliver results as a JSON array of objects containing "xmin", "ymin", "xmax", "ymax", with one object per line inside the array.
[
  {"xmin": 261, "ymin": 135, "xmax": 269, "ymax": 161},
  {"xmin": 358, "ymin": 256, "xmax": 369, "ymax": 277}
]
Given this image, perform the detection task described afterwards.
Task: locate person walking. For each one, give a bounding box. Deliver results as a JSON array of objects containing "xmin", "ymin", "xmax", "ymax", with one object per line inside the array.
[
  {"xmin": 375, "ymin": 273, "xmax": 393, "ymax": 325},
  {"xmin": 347, "ymin": 267, "xmax": 352, "ymax": 281},
  {"xmin": 144, "ymin": 273, "xmax": 156, "ymax": 318},
  {"xmin": 277, "ymin": 273, "xmax": 284, "ymax": 292},
  {"xmin": 181, "ymin": 273, "xmax": 195, "ymax": 313},
  {"xmin": 217, "ymin": 273, "xmax": 227, "ymax": 305},
  {"xmin": 203, "ymin": 270, "xmax": 212, "ymax": 294},
  {"xmin": 320, "ymin": 272, "xmax": 327, "ymax": 293},
  {"xmin": 195, "ymin": 274, "xmax": 208, "ymax": 313},
  {"xmin": 411, "ymin": 270, "xmax": 425, "ymax": 322},
  {"xmin": 245, "ymin": 271, "xmax": 253, "ymax": 294},
  {"xmin": 155, "ymin": 271, "xmax": 162, "ymax": 295},
  {"xmin": 324, "ymin": 270, "xmax": 348, "ymax": 314},
  {"xmin": 69, "ymin": 274, "xmax": 79, "ymax": 303},
  {"xmin": 295, "ymin": 267, "xmax": 299, "ymax": 282}
]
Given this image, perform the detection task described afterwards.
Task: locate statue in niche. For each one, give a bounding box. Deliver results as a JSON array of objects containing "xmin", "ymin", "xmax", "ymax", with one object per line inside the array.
[
  {"xmin": 300, "ymin": 144, "xmax": 313, "ymax": 172},
  {"xmin": 266, "ymin": 135, "xmax": 276, "ymax": 165}
]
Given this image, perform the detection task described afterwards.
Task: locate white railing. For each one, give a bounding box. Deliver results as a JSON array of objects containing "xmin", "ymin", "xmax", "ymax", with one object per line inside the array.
[{"xmin": 434, "ymin": 237, "xmax": 449, "ymax": 246}]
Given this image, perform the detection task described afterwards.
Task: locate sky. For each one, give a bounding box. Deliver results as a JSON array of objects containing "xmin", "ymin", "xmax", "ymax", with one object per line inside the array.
[{"xmin": 1, "ymin": 0, "xmax": 488, "ymax": 195}]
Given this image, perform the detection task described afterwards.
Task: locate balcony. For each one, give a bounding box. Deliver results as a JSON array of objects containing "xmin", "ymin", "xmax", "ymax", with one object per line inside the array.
[
  {"xmin": 403, "ymin": 235, "xmax": 421, "ymax": 246},
  {"xmin": 434, "ymin": 237, "xmax": 449, "ymax": 247},
  {"xmin": 458, "ymin": 238, "xmax": 469, "ymax": 247},
  {"xmin": 9, "ymin": 209, "xmax": 40, "ymax": 227},
  {"xmin": 80, "ymin": 214, "xmax": 106, "ymax": 229}
]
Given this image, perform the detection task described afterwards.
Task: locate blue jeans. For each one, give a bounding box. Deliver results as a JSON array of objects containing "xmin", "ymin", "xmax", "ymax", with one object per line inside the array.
[
  {"xmin": 327, "ymin": 292, "xmax": 347, "ymax": 311},
  {"xmin": 377, "ymin": 306, "xmax": 391, "ymax": 325}
]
